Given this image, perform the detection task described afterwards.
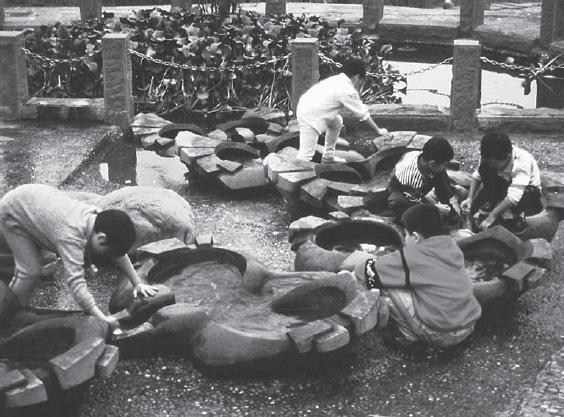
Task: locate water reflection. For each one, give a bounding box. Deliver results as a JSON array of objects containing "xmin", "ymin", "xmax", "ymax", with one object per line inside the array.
[{"xmin": 99, "ymin": 140, "xmax": 188, "ymax": 189}]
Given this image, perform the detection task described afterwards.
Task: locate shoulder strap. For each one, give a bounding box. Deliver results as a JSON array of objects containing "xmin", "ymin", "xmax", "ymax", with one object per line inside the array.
[{"xmin": 399, "ymin": 247, "xmax": 411, "ymax": 289}]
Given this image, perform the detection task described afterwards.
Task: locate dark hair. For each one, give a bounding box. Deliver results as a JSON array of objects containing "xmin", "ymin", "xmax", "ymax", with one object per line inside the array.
[
  {"xmin": 480, "ymin": 131, "xmax": 512, "ymax": 160},
  {"xmin": 341, "ymin": 58, "xmax": 367, "ymax": 79},
  {"xmin": 401, "ymin": 203, "xmax": 443, "ymax": 239},
  {"xmin": 421, "ymin": 136, "xmax": 454, "ymax": 164},
  {"xmin": 93, "ymin": 209, "xmax": 136, "ymax": 257}
]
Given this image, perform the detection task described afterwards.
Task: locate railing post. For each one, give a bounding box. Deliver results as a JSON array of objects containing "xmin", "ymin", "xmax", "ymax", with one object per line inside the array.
[
  {"xmin": 0, "ymin": 32, "xmax": 28, "ymax": 120},
  {"xmin": 79, "ymin": 0, "xmax": 102, "ymax": 23},
  {"xmin": 102, "ymin": 33, "xmax": 134, "ymax": 129},
  {"xmin": 171, "ymin": 0, "xmax": 193, "ymax": 11},
  {"xmin": 540, "ymin": 0, "xmax": 564, "ymax": 49},
  {"xmin": 449, "ymin": 39, "xmax": 481, "ymax": 132},
  {"xmin": 0, "ymin": 0, "xmax": 5, "ymax": 30},
  {"xmin": 459, "ymin": 0, "xmax": 486, "ymax": 37},
  {"xmin": 291, "ymin": 38, "xmax": 319, "ymax": 114},
  {"xmin": 362, "ymin": 0, "xmax": 384, "ymax": 33},
  {"xmin": 265, "ymin": 0, "xmax": 286, "ymax": 16}
]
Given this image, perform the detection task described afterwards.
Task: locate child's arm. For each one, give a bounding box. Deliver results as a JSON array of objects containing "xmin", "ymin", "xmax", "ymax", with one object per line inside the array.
[
  {"xmin": 114, "ymin": 255, "xmax": 159, "ymax": 298},
  {"xmin": 461, "ymin": 176, "xmax": 481, "ymax": 213},
  {"xmin": 363, "ymin": 117, "xmax": 392, "ymax": 139}
]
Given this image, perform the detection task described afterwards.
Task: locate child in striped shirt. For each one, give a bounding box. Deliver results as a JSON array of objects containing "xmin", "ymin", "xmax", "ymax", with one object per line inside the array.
[{"xmin": 387, "ymin": 136, "xmax": 459, "ymax": 225}]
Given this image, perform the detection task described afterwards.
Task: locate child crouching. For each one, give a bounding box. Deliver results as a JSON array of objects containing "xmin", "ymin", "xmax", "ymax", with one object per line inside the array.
[{"xmin": 354, "ymin": 204, "xmax": 481, "ymax": 349}]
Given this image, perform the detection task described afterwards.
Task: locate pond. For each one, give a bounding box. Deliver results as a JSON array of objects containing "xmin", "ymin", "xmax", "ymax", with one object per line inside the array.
[{"xmin": 388, "ymin": 45, "xmax": 537, "ymax": 109}]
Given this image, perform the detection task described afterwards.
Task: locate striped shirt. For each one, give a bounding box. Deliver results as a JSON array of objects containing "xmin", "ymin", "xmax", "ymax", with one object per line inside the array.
[
  {"xmin": 0, "ymin": 184, "xmax": 99, "ymax": 311},
  {"xmin": 390, "ymin": 151, "xmax": 434, "ymax": 203}
]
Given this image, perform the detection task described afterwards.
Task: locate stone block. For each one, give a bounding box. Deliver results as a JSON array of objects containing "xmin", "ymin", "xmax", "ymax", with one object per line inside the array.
[
  {"xmin": 95, "ymin": 345, "xmax": 119, "ymax": 379},
  {"xmin": 525, "ymin": 267, "xmax": 547, "ymax": 291},
  {"xmin": 500, "ymin": 261, "xmax": 538, "ymax": 292},
  {"xmin": 337, "ymin": 195, "xmax": 366, "ymax": 214},
  {"xmin": 48, "ymin": 338, "xmax": 105, "ymax": 390},
  {"xmin": 216, "ymin": 159, "xmax": 243, "ymax": 173},
  {"xmin": 339, "ymin": 289, "xmax": 380, "ymax": 335},
  {"xmin": 288, "ymin": 320, "xmax": 332, "ymax": 353},
  {"xmin": 527, "ymin": 238, "xmax": 553, "ymax": 270},
  {"xmin": 314, "ymin": 323, "xmax": 350, "ymax": 353},
  {"xmin": 196, "ymin": 234, "xmax": 214, "ymax": 248},
  {"xmin": 3, "ymin": 369, "xmax": 47, "ymax": 408},
  {"xmin": 0, "ymin": 369, "xmax": 26, "ymax": 393},
  {"xmin": 328, "ymin": 211, "xmax": 350, "ymax": 221},
  {"xmin": 137, "ymin": 238, "xmax": 187, "ymax": 256}
]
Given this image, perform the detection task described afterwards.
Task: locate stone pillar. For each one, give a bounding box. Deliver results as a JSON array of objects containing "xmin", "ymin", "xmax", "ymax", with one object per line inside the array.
[
  {"xmin": 362, "ymin": 0, "xmax": 384, "ymax": 33},
  {"xmin": 102, "ymin": 33, "xmax": 134, "ymax": 129},
  {"xmin": 0, "ymin": 0, "xmax": 5, "ymax": 30},
  {"xmin": 171, "ymin": 0, "xmax": 193, "ymax": 11},
  {"xmin": 0, "ymin": 32, "xmax": 28, "ymax": 120},
  {"xmin": 459, "ymin": 0, "xmax": 486, "ymax": 37},
  {"xmin": 265, "ymin": 0, "xmax": 286, "ymax": 16},
  {"xmin": 449, "ymin": 39, "xmax": 481, "ymax": 132},
  {"xmin": 79, "ymin": 0, "xmax": 102, "ymax": 23},
  {"xmin": 291, "ymin": 38, "xmax": 319, "ymax": 113},
  {"xmin": 540, "ymin": 0, "xmax": 555, "ymax": 49}
]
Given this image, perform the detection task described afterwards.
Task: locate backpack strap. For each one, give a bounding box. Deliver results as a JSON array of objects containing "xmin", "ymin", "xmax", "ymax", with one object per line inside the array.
[{"xmin": 399, "ymin": 247, "xmax": 412, "ymax": 289}]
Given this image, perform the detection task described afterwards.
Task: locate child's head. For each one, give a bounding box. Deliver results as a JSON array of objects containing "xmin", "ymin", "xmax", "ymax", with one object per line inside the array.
[
  {"xmin": 420, "ymin": 136, "xmax": 454, "ymax": 174},
  {"xmin": 480, "ymin": 131, "xmax": 512, "ymax": 169},
  {"xmin": 90, "ymin": 209, "xmax": 137, "ymax": 258},
  {"xmin": 401, "ymin": 204, "xmax": 444, "ymax": 245},
  {"xmin": 341, "ymin": 58, "xmax": 367, "ymax": 90}
]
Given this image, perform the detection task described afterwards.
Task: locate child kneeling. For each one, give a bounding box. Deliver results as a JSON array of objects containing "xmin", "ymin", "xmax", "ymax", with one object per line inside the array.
[{"xmin": 355, "ymin": 204, "xmax": 481, "ymax": 349}]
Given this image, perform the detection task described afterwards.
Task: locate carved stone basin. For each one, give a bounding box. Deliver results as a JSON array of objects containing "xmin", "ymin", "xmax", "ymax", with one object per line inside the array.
[
  {"xmin": 0, "ymin": 282, "xmax": 117, "ymax": 409},
  {"xmin": 289, "ymin": 216, "xmax": 552, "ymax": 307},
  {"xmin": 107, "ymin": 239, "xmax": 384, "ymax": 370}
]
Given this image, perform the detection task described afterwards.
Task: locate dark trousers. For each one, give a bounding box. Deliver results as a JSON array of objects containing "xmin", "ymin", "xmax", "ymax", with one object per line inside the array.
[
  {"xmin": 387, "ymin": 171, "xmax": 453, "ymax": 220},
  {"xmin": 471, "ymin": 164, "xmax": 543, "ymax": 216}
]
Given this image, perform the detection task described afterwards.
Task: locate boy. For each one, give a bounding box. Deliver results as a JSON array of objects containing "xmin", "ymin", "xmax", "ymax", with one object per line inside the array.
[
  {"xmin": 0, "ymin": 184, "xmax": 158, "ymax": 329},
  {"xmin": 354, "ymin": 204, "xmax": 481, "ymax": 349},
  {"xmin": 387, "ymin": 136, "xmax": 459, "ymax": 224},
  {"xmin": 296, "ymin": 58, "xmax": 392, "ymax": 164},
  {"xmin": 460, "ymin": 131, "xmax": 542, "ymax": 233}
]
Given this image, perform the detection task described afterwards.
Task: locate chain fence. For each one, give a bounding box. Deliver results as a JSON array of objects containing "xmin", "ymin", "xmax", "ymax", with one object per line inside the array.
[{"xmin": 20, "ymin": 46, "xmax": 564, "ymax": 111}]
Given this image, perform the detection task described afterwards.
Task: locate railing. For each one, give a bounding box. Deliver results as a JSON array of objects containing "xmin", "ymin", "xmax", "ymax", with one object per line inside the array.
[{"xmin": 2, "ymin": 0, "xmax": 564, "ymax": 131}]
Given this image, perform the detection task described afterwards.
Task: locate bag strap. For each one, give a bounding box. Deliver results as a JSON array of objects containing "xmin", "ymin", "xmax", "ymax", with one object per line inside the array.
[{"xmin": 399, "ymin": 247, "xmax": 411, "ymax": 289}]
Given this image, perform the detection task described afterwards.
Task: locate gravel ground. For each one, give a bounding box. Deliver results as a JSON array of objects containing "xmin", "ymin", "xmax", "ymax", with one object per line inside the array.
[{"xmin": 6, "ymin": 129, "xmax": 564, "ymax": 417}]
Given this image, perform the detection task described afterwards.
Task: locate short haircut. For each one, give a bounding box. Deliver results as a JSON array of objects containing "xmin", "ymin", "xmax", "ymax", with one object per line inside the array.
[
  {"xmin": 421, "ymin": 136, "xmax": 454, "ymax": 164},
  {"xmin": 93, "ymin": 209, "xmax": 136, "ymax": 257},
  {"xmin": 341, "ymin": 58, "xmax": 367, "ymax": 79},
  {"xmin": 480, "ymin": 131, "xmax": 512, "ymax": 160},
  {"xmin": 401, "ymin": 203, "xmax": 444, "ymax": 239}
]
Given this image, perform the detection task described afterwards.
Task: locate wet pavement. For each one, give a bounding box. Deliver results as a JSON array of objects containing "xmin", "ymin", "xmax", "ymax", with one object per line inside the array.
[{"xmin": 1, "ymin": 118, "xmax": 564, "ymax": 416}]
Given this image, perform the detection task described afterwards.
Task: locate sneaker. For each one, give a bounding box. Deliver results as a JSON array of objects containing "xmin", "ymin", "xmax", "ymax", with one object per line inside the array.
[
  {"xmin": 381, "ymin": 331, "xmax": 426, "ymax": 353},
  {"xmin": 321, "ymin": 155, "xmax": 346, "ymax": 164}
]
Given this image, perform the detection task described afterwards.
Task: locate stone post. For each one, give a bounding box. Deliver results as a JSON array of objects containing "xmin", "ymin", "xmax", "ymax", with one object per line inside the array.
[
  {"xmin": 449, "ymin": 39, "xmax": 481, "ymax": 132},
  {"xmin": 291, "ymin": 38, "xmax": 319, "ymax": 113},
  {"xmin": 265, "ymin": 0, "xmax": 286, "ymax": 16},
  {"xmin": 79, "ymin": 0, "xmax": 102, "ymax": 23},
  {"xmin": 362, "ymin": 0, "xmax": 384, "ymax": 33},
  {"xmin": 0, "ymin": 32, "xmax": 28, "ymax": 120},
  {"xmin": 171, "ymin": 0, "xmax": 193, "ymax": 11},
  {"xmin": 0, "ymin": 0, "xmax": 5, "ymax": 30},
  {"xmin": 540, "ymin": 0, "xmax": 555, "ymax": 49},
  {"xmin": 459, "ymin": 0, "xmax": 486, "ymax": 37},
  {"xmin": 102, "ymin": 33, "xmax": 134, "ymax": 129}
]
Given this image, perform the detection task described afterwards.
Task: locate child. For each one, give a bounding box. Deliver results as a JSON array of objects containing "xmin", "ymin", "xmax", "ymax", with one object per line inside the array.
[
  {"xmin": 387, "ymin": 136, "xmax": 459, "ymax": 224},
  {"xmin": 0, "ymin": 184, "xmax": 158, "ymax": 329},
  {"xmin": 354, "ymin": 204, "xmax": 481, "ymax": 349},
  {"xmin": 296, "ymin": 58, "xmax": 392, "ymax": 164},
  {"xmin": 460, "ymin": 131, "xmax": 542, "ymax": 233}
]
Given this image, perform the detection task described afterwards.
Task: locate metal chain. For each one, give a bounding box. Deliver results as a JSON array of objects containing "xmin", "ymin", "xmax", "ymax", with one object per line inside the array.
[
  {"xmin": 482, "ymin": 101, "xmax": 524, "ymax": 109},
  {"xmin": 403, "ymin": 57, "xmax": 453, "ymax": 76},
  {"xmin": 129, "ymin": 49, "xmax": 290, "ymax": 73},
  {"xmin": 21, "ymin": 47, "xmax": 100, "ymax": 65}
]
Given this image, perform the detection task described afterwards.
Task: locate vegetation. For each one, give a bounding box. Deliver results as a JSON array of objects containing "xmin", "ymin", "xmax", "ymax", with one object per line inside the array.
[{"xmin": 22, "ymin": 8, "xmax": 405, "ymax": 121}]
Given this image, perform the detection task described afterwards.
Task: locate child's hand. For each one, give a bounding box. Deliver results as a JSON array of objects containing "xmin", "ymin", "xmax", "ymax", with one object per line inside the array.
[
  {"xmin": 104, "ymin": 315, "xmax": 120, "ymax": 331},
  {"xmin": 133, "ymin": 283, "xmax": 159, "ymax": 298},
  {"xmin": 478, "ymin": 215, "xmax": 496, "ymax": 231},
  {"xmin": 435, "ymin": 202, "xmax": 451, "ymax": 215},
  {"xmin": 376, "ymin": 128, "xmax": 393, "ymax": 139},
  {"xmin": 460, "ymin": 198, "xmax": 472, "ymax": 214}
]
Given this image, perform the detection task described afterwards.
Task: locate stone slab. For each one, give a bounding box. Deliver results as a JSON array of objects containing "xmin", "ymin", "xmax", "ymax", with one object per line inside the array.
[
  {"xmin": 339, "ymin": 287, "xmax": 380, "ymax": 335},
  {"xmin": 277, "ymin": 170, "xmax": 317, "ymax": 194},
  {"xmin": 314, "ymin": 322, "xmax": 350, "ymax": 353},
  {"xmin": 4, "ymin": 369, "xmax": 48, "ymax": 408},
  {"xmin": 0, "ymin": 369, "xmax": 26, "ymax": 393},
  {"xmin": 95, "ymin": 344, "xmax": 119, "ymax": 379},
  {"xmin": 288, "ymin": 320, "xmax": 333, "ymax": 353}
]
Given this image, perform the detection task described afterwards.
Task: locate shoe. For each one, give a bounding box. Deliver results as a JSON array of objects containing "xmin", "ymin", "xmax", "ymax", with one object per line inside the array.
[
  {"xmin": 381, "ymin": 331, "xmax": 426, "ymax": 353},
  {"xmin": 321, "ymin": 155, "xmax": 346, "ymax": 164}
]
